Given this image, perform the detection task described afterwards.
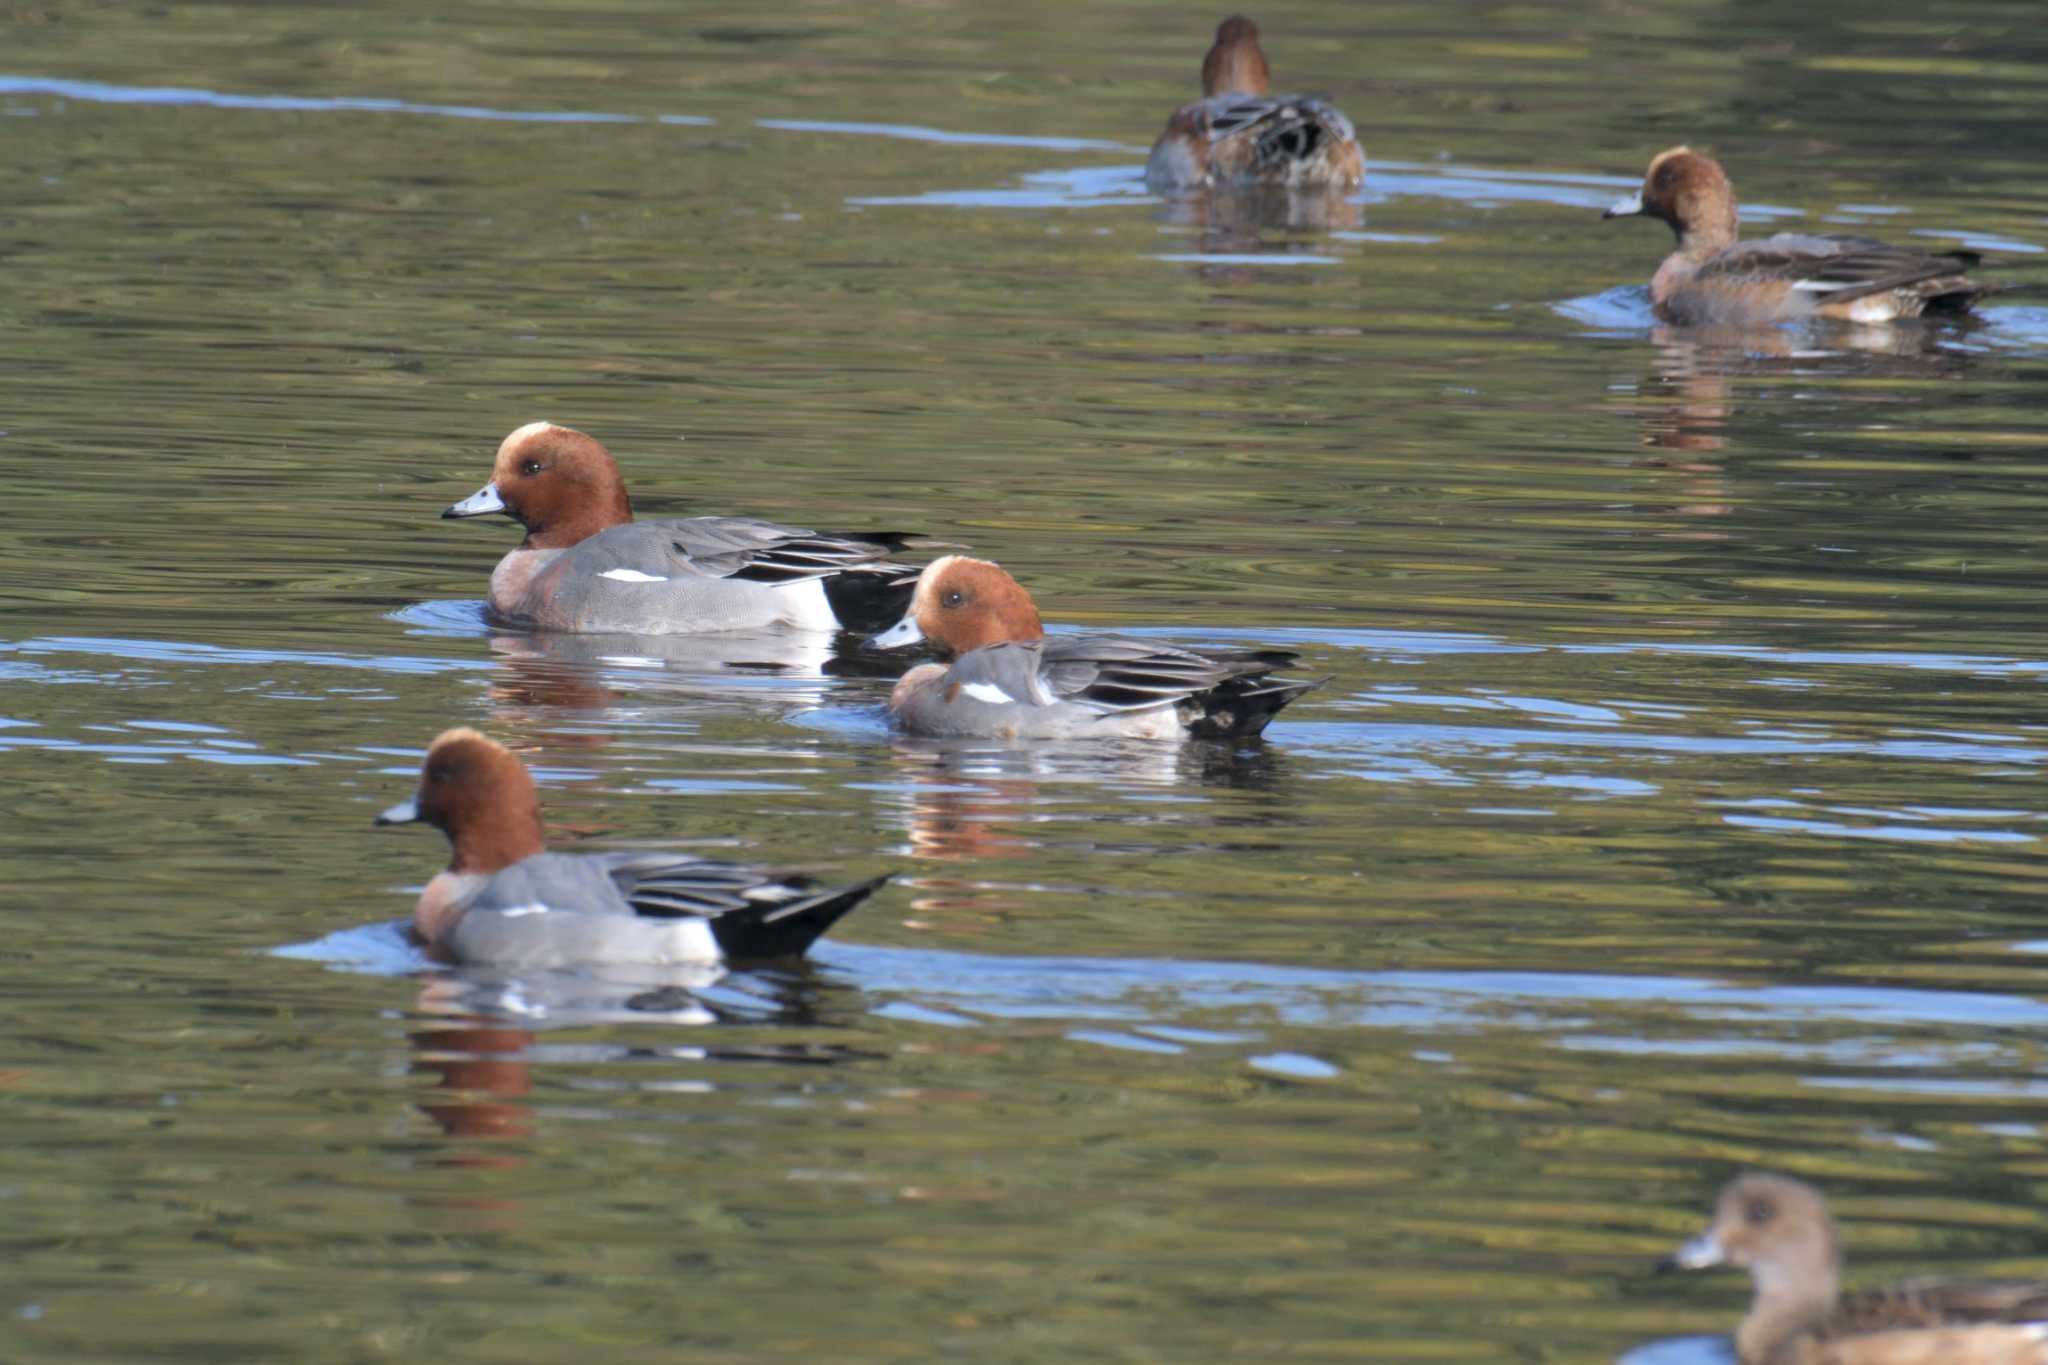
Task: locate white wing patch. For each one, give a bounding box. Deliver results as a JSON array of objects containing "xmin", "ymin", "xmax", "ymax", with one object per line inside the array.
[
  {"xmin": 497, "ymin": 903, "xmax": 550, "ymax": 918},
  {"xmin": 600, "ymin": 568, "xmax": 670, "ymax": 583},
  {"xmin": 960, "ymin": 681, "xmax": 1014, "ymax": 705}
]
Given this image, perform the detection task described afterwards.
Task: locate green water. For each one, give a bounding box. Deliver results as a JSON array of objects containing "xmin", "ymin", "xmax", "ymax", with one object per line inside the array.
[{"xmin": 5, "ymin": 2, "xmax": 2048, "ymax": 1361}]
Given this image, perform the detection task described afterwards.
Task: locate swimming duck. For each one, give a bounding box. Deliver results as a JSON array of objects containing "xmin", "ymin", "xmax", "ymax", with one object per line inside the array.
[
  {"xmin": 446, "ymin": 422, "xmax": 921, "ymax": 635},
  {"xmin": 1604, "ymin": 148, "xmax": 1987, "ymax": 325},
  {"xmin": 1659, "ymin": 1172, "xmax": 2048, "ymax": 1365},
  {"xmin": 1145, "ymin": 15, "xmax": 1365, "ymax": 193},
  {"xmin": 871, "ymin": 555, "xmax": 1318, "ymax": 740},
  {"xmin": 377, "ymin": 727, "xmax": 886, "ymax": 966}
]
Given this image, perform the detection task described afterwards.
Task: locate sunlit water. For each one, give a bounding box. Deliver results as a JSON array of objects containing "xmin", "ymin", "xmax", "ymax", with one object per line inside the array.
[{"xmin": 5, "ymin": 2, "xmax": 2048, "ymax": 1361}]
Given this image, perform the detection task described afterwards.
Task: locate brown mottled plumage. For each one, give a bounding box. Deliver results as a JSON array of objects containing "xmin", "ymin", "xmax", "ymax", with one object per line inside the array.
[
  {"xmin": 1604, "ymin": 148, "xmax": 1987, "ymax": 325},
  {"xmin": 1145, "ymin": 15, "xmax": 1364, "ymax": 193},
  {"xmin": 1660, "ymin": 1174, "xmax": 2048, "ymax": 1365}
]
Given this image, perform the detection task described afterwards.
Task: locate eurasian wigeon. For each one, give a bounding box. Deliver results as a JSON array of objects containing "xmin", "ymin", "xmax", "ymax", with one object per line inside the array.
[
  {"xmin": 445, "ymin": 422, "xmax": 922, "ymax": 635},
  {"xmin": 376, "ymin": 728, "xmax": 886, "ymax": 966},
  {"xmin": 1659, "ymin": 1173, "xmax": 2048, "ymax": 1365},
  {"xmin": 1145, "ymin": 15, "xmax": 1365, "ymax": 194},
  {"xmin": 1604, "ymin": 148, "xmax": 1988, "ymax": 326},
  {"xmin": 870, "ymin": 555, "xmax": 1318, "ymax": 740}
]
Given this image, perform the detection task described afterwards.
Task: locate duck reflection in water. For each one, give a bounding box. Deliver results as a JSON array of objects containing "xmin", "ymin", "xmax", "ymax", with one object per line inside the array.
[
  {"xmin": 404, "ymin": 961, "xmax": 863, "ymax": 1153},
  {"xmin": 1614, "ymin": 319, "xmax": 1980, "ymax": 530},
  {"xmin": 881, "ymin": 733, "xmax": 1294, "ymax": 934},
  {"xmin": 1153, "ymin": 181, "xmax": 1362, "ymax": 243},
  {"xmin": 483, "ymin": 625, "xmax": 847, "ymax": 717}
]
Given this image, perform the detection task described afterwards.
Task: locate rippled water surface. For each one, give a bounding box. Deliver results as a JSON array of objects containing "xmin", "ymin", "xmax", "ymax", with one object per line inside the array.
[{"xmin": 7, "ymin": 2, "xmax": 2048, "ymax": 1361}]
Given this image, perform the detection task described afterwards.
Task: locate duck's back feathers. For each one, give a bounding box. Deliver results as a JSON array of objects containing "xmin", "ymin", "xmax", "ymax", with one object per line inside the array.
[
  {"xmin": 1788, "ymin": 1324, "xmax": 2048, "ymax": 1365},
  {"xmin": 1833, "ymin": 1277, "xmax": 2048, "ymax": 1334},
  {"xmin": 644, "ymin": 517, "xmax": 906, "ymax": 584},
  {"xmin": 1697, "ymin": 235, "xmax": 1987, "ymax": 318},
  {"xmin": 1148, "ymin": 93, "xmax": 1364, "ymax": 191},
  {"xmin": 442, "ymin": 851, "xmax": 887, "ymax": 965},
  {"xmin": 605, "ymin": 854, "xmax": 886, "ymax": 957},
  {"xmin": 500, "ymin": 518, "xmax": 921, "ymax": 633},
  {"xmin": 1038, "ymin": 636, "xmax": 1319, "ymax": 737}
]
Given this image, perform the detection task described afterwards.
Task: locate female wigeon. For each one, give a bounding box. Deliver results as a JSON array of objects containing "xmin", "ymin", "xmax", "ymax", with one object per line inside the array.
[
  {"xmin": 1144, "ymin": 15, "xmax": 1365, "ymax": 193},
  {"xmin": 377, "ymin": 728, "xmax": 886, "ymax": 967},
  {"xmin": 445, "ymin": 423, "xmax": 921, "ymax": 635},
  {"xmin": 870, "ymin": 555, "xmax": 1318, "ymax": 740},
  {"xmin": 1659, "ymin": 1173, "xmax": 2048, "ymax": 1365},
  {"xmin": 1604, "ymin": 148, "xmax": 1987, "ymax": 326}
]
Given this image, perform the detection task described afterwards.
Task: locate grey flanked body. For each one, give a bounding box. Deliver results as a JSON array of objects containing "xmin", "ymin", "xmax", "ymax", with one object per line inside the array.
[
  {"xmin": 892, "ymin": 635, "xmax": 1317, "ymax": 740},
  {"xmin": 433, "ymin": 852, "xmax": 699, "ymax": 968},
  {"xmin": 499, "ymin": 516, "xmax": 919, "ymax": 634},
  {"xmin": 445, "ymin": 424, "xmax": 921, "ymax": 636},
  {"xmin": 425, "ymin": 849, "xmax": 887, "ymax": 969},
  {"xmin": 379, "ymin": 726, "xmax": 884, "ymax": 966}
]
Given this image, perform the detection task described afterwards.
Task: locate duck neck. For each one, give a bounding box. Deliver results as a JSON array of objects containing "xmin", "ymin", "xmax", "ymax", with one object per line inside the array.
[
  {"xmin": 1673, "ymin": 204, "xmax": 1738, "ymax": 258},
  {"xmin": 520, "ymin": 486, "xmax": 633, "ymax": 551},
  {"xmin": 447, "ymin": 806, "xmax": 545, "ymax": 875},
  {"xmin": 1737, "ymin": 1266, "xmax": 1838, "ymax": 1365}
]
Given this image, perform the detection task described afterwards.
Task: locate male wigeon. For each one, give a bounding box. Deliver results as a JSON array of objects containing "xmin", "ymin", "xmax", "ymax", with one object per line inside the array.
[
  {"xmin": 870, "ymin": 555, "xmax": 1318, "ymax": 740},
  {"xmin": 1145, "ymin": 15, "xmax": 1365, "ymax": 193},
  {"xmin": 445, "ymin": 422, "xmax": 921, "ymax": 635},
  {"xmin": 376, "ymin": 728, "xmax": 886, "ymax": 967},
  {"xmin": 1659, "ymin": 1173, "xmax": 2048, "ymax": 1365},
  {"xmin": 1604, "ymin": 148, "xmax": 1988, "ymax": 326}
]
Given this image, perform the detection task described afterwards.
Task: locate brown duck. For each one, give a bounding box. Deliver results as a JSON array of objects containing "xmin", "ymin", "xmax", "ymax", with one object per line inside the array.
[
  {"xmin": 1603, "ymin": 148, "xmax": 1988, "ymax": 326},
  {"xmin": 1144, "ymin": 15, "xmax": 1364, "ymax": 193},
  {"xmin": 1660, "ymin": 1173, "xmax": 2048, "ymax": 1364}
]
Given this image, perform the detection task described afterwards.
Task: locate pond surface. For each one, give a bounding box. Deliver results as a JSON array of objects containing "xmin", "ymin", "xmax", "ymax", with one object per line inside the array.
[{"xmin": 6, "ymin": 1, "xmax": 2048, "ymax": 1360}]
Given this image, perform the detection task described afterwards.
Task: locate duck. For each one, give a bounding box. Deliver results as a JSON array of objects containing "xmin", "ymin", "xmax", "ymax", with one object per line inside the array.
[
  {"xmin": 1145, "ymin": 15, "xmax": 1365, "ymax": 193},
  {"xmin": 444, "ymin": 422, "xmax": 922, "ymax": 634},
  {"xmin": 869, "ymin": 555, "xmax": 1318, "ymax": 740},
  {"xmin": 1603, "ymin": 147, "xmax": 1988, "ymax": 325},
  {"xmin": 376, "ymin": 727, "xmax": 886, "ymax": 966},
  {"xmin": 1659, "ymin": 1172, "xmax": 2048, "ymax": 1364}
]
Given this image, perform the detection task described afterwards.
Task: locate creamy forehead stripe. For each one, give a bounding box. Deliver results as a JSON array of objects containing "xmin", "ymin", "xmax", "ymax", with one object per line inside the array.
[
  {"xmin": 499, "ymin": 419, "xmax": 558, "ymax": 455},
  {"xmin": 1646, "ymin": 145, "xmax": 1693, "ymax": 175},
  {"xmin": 910, "ymin": 554, "xmax": 967, "ymax": 612},
  {"xmin": 600, "ymin": 568, "xmax": 669, "ymax": 583}
]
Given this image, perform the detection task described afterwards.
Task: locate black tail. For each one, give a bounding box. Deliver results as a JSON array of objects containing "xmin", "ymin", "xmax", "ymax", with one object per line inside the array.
[
  {"xmin": 708, "ymin": 874, "xmax": 890, "ymax": 961},
  {"xmin": 1922, "ymin": 279, "xmax": 1993, "ymax": 314},
  {"xmin": 1184, "ymin": 669, "xmax": 1323, "ymax": 740},
  {"xmin": 821, "ymin": 565, "xmax": 920, "ymax": 635},
  {"xmin": 1256, "ymin": 111, "xmax": 1326, "ymax": 164}
]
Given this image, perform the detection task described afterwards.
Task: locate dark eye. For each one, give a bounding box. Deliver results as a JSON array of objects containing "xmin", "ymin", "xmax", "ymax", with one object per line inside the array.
[
  {"xmin": 1744, "ymin": 1197, "xmax": 1775, "ymax": 1227},
  {"xmin": 520, "ymin": 459, "xmax": 543, "ymax": 476},
  {"xmin": 941, "ymin": 590, "xmax": 966, "ymax": 608}
]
